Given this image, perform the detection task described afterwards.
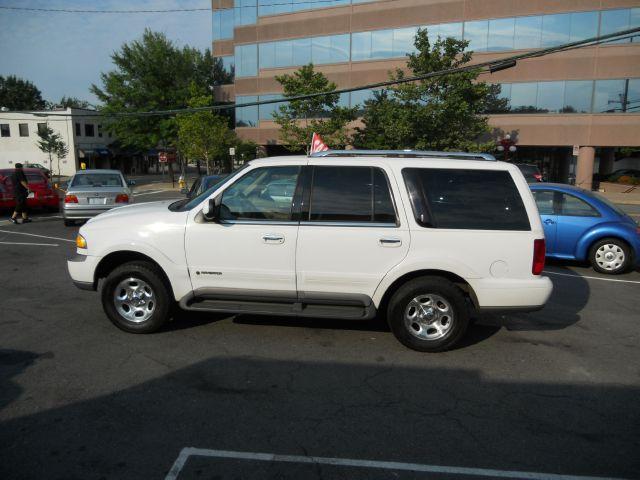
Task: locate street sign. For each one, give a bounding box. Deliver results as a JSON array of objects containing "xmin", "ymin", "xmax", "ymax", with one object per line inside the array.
[
  {"xmin": 229, "ymin": 147, "xmax": 236, "ymax": 156},
  {"xmin": 573, "ymin": 145, "xmax": 580, "ymax": 156}
]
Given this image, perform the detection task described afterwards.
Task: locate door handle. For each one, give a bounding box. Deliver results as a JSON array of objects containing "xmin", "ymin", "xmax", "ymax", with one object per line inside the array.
[
  {"xmin": 379, "ymin": 237, "xmax": 402, "ymax": 247},
  {"xmin": 262, "ymin": 234, "xmax": 284, "ymax": 244},
  {"xmin": 544, "ymin": 219, "xmax": 555, "ymax": 225}
]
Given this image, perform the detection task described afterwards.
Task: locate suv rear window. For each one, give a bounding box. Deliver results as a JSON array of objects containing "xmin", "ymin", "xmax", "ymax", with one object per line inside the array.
[{"xmin": 403, "ymin": 168, "xmax": 530, "ymax": 231}]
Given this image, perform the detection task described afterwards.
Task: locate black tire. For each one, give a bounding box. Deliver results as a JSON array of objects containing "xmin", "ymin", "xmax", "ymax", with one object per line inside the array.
[
  {"xmin": 589, "ymin": 237, "xmax": 632, "ymax": 275},
  {"xmin": 101, "ymin": 261, "xmax": 171, "ymax": 333},
  {"xmin": 64, "ymin": 219, "xmax": 75, "ymax": 226},
  {"xmin": 387, "ymin": 276, "xmax": 469, "ymax": 352}
]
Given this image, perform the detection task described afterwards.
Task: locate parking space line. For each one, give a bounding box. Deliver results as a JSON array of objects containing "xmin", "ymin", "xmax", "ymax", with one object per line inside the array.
[
  {"xmin": 545, "ymin": 270, "xmax": 640, "ymax": 284},
  {"xmin": 0, "ymin": 229, "xmax": 75, "ymax": 243},
  {"xmin": 165, "ymin": 448, "xmax": 631, "ymax": 480},
  {"xmin": 0, "ymin": 241, "xmax": 58, "ymax": 247},
  {"xmin": 134, "ymin": 190, "xmax": 170, "ymax": 196}
]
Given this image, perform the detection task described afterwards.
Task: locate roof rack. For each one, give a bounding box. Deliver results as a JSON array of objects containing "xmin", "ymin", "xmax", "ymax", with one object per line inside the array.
[{"xmin": 310, "ymin": 149, "xmax": 496, "ymax": 161}]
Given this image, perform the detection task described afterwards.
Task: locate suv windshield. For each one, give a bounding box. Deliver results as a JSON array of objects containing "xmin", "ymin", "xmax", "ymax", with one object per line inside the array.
[{"xmin": 71, "ymin": 173, "xmax": 124, "ymax": 187}]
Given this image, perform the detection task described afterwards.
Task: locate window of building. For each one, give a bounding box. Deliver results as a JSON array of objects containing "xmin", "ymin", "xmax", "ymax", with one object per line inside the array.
[
  {"xmin": 0, "ymin": 124, "xmax": 9, "ymax": 137},
  {"xmin": 488, "ymin": 17, "xmax": 515, "ymax": 51},
  {"xmin": 98, "ymin": 124, "xmax": 103, "ymax": 137},
  {"xmin": 350, "ymin": 89, "xmax": 377, "ymax": 113},
  {"xmin": 509, "ymin": 82, "xmax": 539, "ymax": 112},
  {"xmin": 541, "ymin": 13, "xmax": 571, "ymax": 47},
  {"xmin": 212, "ymin": 8, "xmax": 234, "ymax": 40},
  {"xmin": 292, "ymin": 37, "xmax": 312, "ymax": 65},
  {"xmin": 351, "ymin": 31, "xmax": 372, "ymax": 61},
  {"xmin": 220, "ymin": 55, "xmax": 235, "ymax": 83},
  {"xmin": 308, "ymin": 166, "xmax": 396, "ymax": 223},
  {"xmin": 593, "ymin": 79, "xmax": 627, "ymax": 113},
  {"xmin": 311, "ymin": 34, "xmax": 350, "ymax": 64},
  {"xmin": 370, "ymin": 29, "xmax": 394, "ymax": 59},
  {"xmin": 569, "ymin": 11, "xmax": 599, "ymax": 42},
  {"xmin": 258, "ymin": 94, "xmax": 285, "ymax": 121},
  {"xmin": 236, "ymin": 0, "xmax": 257, "ymax": 26},
  {"xmin": 275, "ymin": 40, "xmax": 293, "ymax": 67},
  {"xmin": 235, "ymin": 44, "xmax": 258, "ymax": 77},
  {"xmin": 220, "ymin": 166, "xmax": 300, "ymax": 221},
  {"xmin": 37, "ymin": 123, "xmax": 47, "ymax": 135},
  {"xmin": 18, "ymin": 123, "xmax": 29, "ymax": 137},
  {"xmin": 600, "ymin": 8, "xmax": 631, "ymax": 44},
  {"xmin": 514, "ymin": 15, "xmax": 542, "ymax": 49},
  {"xmin": 560, "ymin": 193, "xmax": 599, "ymax": 217},
  {"xmin": 427, "ymin": 22, "xmax": 463, "ymax": 44},
  {"xmin": 236, "ymin": 95, "xmax": 258, "ymax": 127},
  {"xmin": 75, "ymin": 122, "xmax": 81, "ymax": 136},
  {"xmin": 402, "ymin": 168, "xmax": 530, "ymax": 231},
  {"xmin": 463, "ymin": 20, "xmax": 488, "ymax": 52},
  {"xmin": 536, "ymin": 81, "xmax": 565, "ymax": 113},
  {"xmin": 563, "ymin": 80, "xmax": 593, "ymax": 113},
  {"xmin": 85, "ymin": 123, "xmax": 95, "ymax": 137},
  {"xmin": 392, "ymin": 26, "xmax": 418, "ymax": 57}
]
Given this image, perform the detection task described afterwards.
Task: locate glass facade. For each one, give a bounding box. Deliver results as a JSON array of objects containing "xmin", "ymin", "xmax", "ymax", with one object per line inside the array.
[
  {"xmin": 232, "ymin": 7, "xmax": 639, "ymax": 77},
  {"xmin": 235, "ymin": 44, "xmax": 258, "ymax": 77},
  {"xmin": 236, "ymin": 95, "xmax": 259, "ymax": 126}
]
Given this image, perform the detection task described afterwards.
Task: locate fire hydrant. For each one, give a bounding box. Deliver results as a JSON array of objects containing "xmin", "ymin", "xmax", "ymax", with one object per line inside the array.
[{"xmin": 178, "ymin": 174, "xmax": 186, "ymax": 190}]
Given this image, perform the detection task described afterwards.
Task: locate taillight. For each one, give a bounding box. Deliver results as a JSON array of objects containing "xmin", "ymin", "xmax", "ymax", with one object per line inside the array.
[
  {"xmin": 115, "ymin": 194, "xmax": 129, "ymax": 203},
  {"xmin": 65, "ymin": 194, "xmax": 78, "ymax": 203},
  {"xmin": 532, "ymin": 239, "xmax": 546, "ymax": 275}
]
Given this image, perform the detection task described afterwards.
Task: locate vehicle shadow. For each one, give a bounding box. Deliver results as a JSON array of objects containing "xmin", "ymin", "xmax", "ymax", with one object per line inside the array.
[
  {"xmin": 0, "ymin": 349, "xmax": 42, "ymax": 413},
  {"xmin": 1, "ymin": 357, "xmax": 639, "ymax": 479}
]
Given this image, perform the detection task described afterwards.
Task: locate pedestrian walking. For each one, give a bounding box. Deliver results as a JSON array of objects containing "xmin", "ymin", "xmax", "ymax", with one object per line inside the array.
[{"xmin": 10, "ymin": 163, "xmax": 32, "ymax": 225}]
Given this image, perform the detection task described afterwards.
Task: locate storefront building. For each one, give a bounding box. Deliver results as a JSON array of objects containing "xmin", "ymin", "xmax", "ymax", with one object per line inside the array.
[{"xmin": 211, "ymin": 0, "xmax": 640, "ymax": 188}]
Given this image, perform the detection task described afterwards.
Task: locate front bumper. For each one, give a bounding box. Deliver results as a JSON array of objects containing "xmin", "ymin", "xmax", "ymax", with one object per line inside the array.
[{"xmin": 67, "ymin": 253, "xmax": 101, "ymax": 291}]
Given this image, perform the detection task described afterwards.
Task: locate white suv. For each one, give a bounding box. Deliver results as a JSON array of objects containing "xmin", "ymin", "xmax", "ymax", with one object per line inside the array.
[{"xmin": 68, "ymin": 151, "xmax": 552, "ymax": 352}]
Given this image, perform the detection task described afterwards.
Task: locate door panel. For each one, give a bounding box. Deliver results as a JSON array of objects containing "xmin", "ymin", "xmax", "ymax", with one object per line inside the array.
[
  {"xmin": 185, "ymin": 165, "xmax": 301, "ymax": 294},
  {"xmin": 555, "ymin": 193, "xmax": 601, "ymax": 258}
]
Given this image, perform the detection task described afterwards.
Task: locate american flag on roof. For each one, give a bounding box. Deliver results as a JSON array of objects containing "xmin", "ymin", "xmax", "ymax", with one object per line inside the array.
[{"xmin": 309, "ymin": 132, "xmax": 329, "ymax": 154}]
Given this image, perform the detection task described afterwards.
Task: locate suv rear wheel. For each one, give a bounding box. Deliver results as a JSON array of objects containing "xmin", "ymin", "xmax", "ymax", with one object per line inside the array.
[
  {"xmin": 387, "ymin": 277, "xmax": 469, "ymax": 352},
  {"xmin": 101, "ymin": 261, "xmax": 171, "ymax": 333}
]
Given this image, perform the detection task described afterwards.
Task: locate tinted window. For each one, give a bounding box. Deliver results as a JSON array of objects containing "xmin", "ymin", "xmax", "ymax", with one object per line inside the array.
[
  {"xmin": 560, "ymin": 193, "xmax": 599, "ymax": 217},
  {"xmin": 563, "ymin": 80, "xmax": 593, "ymax": 113},
  {"xmin": 536, "ymin": 81, "xmax": 565, "ymax": 113},
  {"xmin": 71, "ymin": 174, "xmax": 124, "ymax": 187},
  {"xmin": 309, "ymin": 166, "xmax": 396, "ymax": 224},
  {"xmin": 220, "ymin": 166, "xmax": 300, "ymax": 221},
  {"xmin": 510, "ymin": 82, "xmax": 538, "ymax": 112},
  {"xmin": 532, "ymin": 190, "xmax": 555, "ymax": 215},
  {"xmin": 235, "ymin": 44, "xmax": 258, "ymax": 77},
  {"xmin": 403, "ymin": 168, "xmax": 530, "ymax": 230},
  {"xmin": 236, "ymin": 95, "xmax": 258, "ymax": 127}
]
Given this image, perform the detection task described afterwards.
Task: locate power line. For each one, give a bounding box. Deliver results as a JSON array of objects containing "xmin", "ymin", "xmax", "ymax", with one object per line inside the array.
[{"xmin": 6, "ymin": 26, "xmax": 640, "ymax": 118}]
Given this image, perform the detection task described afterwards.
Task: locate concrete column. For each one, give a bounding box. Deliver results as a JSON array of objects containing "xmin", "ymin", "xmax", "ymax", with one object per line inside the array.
[
  {"xmin": 599, "ymin": 148, "xmax": 615, "ymax": 176},
  {"xmin": 575, "ymin": 146, "xmax": 595, "ymax": 190}
]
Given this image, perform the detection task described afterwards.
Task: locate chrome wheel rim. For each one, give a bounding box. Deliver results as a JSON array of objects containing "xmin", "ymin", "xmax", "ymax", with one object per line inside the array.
[
  {"xmin": 404, "ymin": 294, "xmax": 454, "ymax": 340},
  {"xmin": 595, "ymin": 244, "xmax": 625, "ymax": 272},
  {"xmin": 113, "ymin": 277, "xmax": 156, "ymax": 323}
]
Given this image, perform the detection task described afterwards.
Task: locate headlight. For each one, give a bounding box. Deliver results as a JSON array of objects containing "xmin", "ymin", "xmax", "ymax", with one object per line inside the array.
[{"xmin": 76, "ymin": 234, "xmax": 87, "ymax": 249}]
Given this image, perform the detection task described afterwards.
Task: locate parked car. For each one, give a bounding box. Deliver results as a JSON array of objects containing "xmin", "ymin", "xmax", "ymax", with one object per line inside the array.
[
  {"xmin": 68, "ymin": 150, "xmax": 552, "ymax": 352},
  {"xmin": 530, "ymin": 183, "xmax": 640, "ymax": 274},
  {"xmin": 24, "ymin": 163, "xmax": 51, "ymax": 178},
  {"xmin": 185, "ymin": 174, "xmax": 228, "ymax": 199},
  {"xmin": 0, "ymin": 168, "xmax": 59, "ymax": 211},
  {"xmin": 514, "ymin": 163, "xmax": 543, "ymax": 183},
  {"xmin": 62, "ymin": 169, "xmax": 134, "ymax": 226}
]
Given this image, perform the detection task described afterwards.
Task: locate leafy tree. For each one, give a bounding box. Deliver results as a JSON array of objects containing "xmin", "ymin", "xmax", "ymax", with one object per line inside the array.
[
  {"xmin": 354, "ymin": 29, "xmax": 503, "ymax": 151},
  {"xmin": 0, "ymin": 75, "xmax": 45, "ymax": 110},
  {"xmin": 46, "ymin": 96, "xmax": 92, "ymax": 110},
  {"xmin": 36, "ymin": 125, "xmax": 62, "ymax": 175},
  {"xmin": 176, "ymin": 85, "xmax": 236, "ymax": 174},
  {"xmin": 54, "ymin": 138, "xmax": 69, "ymax": 184},
  {"xmin": 273, "ymin": 64, "xmax": 357, "ymax": 152},
  {"xmin": 91, "ymin": 29, "xmax": 221, "ymax": 152}
]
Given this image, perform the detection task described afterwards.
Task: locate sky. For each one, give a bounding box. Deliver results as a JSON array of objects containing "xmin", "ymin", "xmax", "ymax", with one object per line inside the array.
[{"xmin": 0, "ymin": 0, "xmax": 212, "ymax": 106}]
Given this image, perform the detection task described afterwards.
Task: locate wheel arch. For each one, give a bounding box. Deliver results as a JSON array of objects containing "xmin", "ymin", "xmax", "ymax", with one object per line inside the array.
[
  {"xmin": 583, "ymin": 235, "xmax": 635, "ymax": 265},
  {"xmin": 94, "ymin": 250, "xmax": 173, "ymax": 294},
  {"xmin": 377, "ymin": 269, "xmax": 478, "ymax": 317}
]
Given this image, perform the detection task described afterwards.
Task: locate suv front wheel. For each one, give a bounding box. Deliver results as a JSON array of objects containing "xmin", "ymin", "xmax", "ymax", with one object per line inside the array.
[
  {"xmin": 101, "ymin": 261, "xmax": 171, "ymax": 333},
  {"xmin": 387, "ymin": 277, "xmax": 469, "ymax": 352}
]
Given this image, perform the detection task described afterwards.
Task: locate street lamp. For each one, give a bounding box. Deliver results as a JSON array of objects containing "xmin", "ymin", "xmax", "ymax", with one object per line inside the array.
[{"xmin": 496, "ymin": 134, "xmax": 517, "ymax": 162}]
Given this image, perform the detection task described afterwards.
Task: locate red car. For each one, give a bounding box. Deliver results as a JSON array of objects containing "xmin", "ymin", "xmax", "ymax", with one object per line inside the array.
[{"xmin": 0, "ymin": 168, "xmax": 60, "ymax": 212}]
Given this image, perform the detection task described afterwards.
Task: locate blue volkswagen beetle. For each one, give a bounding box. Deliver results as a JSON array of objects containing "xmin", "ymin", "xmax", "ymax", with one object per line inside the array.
[{"xmin": 530, "ymin": 183, "xmax": 640, "ymax": 274}]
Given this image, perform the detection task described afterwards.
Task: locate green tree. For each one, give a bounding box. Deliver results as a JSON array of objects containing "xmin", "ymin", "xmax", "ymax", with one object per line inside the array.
[
  {"xmin": 36, "ymin": 125, "xmax": 62, "ymax": 175},
  {"xmin": 46, "ymin": 96, "xmax": 92, "ymax": 110},
  {"xmin": 354, "ymin": 29, "xmax": 504, "ymax": 151},
  {"xmin": 54, "ymin": 138, "xmax": 69, "ymax": 184},
  {"xmin": 272, "ymin": 64, "xmax": 357, "ymax": 152},
  {"xmin": 0, "ymin": 75, "xmax": 45, "ymax": 110},
  {"xmin": 91, "ymin": 29, "xmax": 221, "ymax": 152},
  {"xmin": 176, "ymin": 85, "xmax": 235, "ymax": 174}
]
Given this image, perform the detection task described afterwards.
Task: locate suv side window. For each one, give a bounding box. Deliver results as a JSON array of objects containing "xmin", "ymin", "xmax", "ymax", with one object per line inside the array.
[
  {"xmin": 307, "ymin": 166, "xmax": 397, "ymax": 224},
  {"xmin": 403, "ymin": 168, "xmax": 530, "ymax": 231},
  {"xmin": 560, "ymin": 193, "xmax": 600, "ymax": 217},
  {"xmin": 220, "ymin": 166, "xmax": 300, "ymax": 221}
]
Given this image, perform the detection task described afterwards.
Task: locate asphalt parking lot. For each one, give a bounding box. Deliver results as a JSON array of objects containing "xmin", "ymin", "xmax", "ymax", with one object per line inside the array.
[{"xmin": 1, "ymin": 191, "xmax": 639, "ymax": 480}]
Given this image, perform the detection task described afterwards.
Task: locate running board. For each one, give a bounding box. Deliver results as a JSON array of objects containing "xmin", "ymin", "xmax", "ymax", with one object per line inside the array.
[{"xmin": 179, "ymin": 291, "xmax": 376, "ymax": 320}]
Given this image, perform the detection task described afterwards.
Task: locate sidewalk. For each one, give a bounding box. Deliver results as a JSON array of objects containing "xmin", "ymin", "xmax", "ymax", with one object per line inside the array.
[{"xmin": 597, "ymin": 182, "xmax": 640, "ymax": 206}]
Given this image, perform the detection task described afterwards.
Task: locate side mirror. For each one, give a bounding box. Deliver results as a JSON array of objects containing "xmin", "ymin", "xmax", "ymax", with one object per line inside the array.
[
  {"xmin": 128, "ymin": 180, "xmax": 136, "ymax": 186},
  {"xmin": 202, "ymin": 198, "xmax": 218, "ymax": 221}
]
